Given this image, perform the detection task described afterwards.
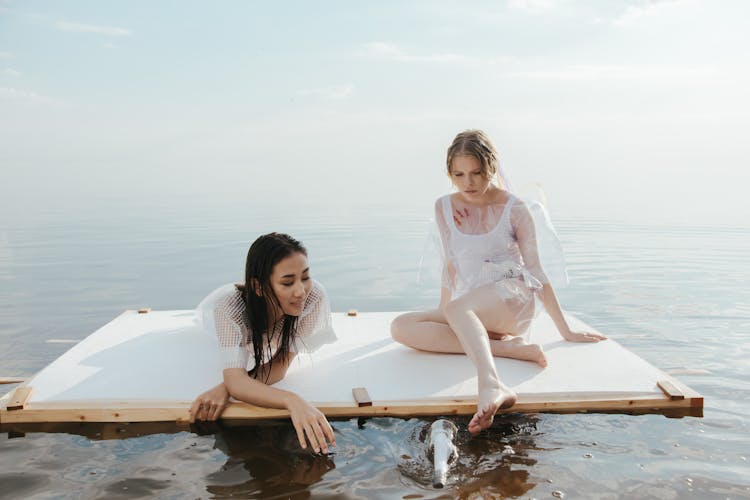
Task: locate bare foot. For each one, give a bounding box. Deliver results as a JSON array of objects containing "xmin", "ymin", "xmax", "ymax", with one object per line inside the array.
[
  {"xmin": 490, "ymin": 337, "xmax": 548, "ymax": 367},
  {"xmin": 487, "ymin": 331, "xmax": 512, "ymax": 341},
  {"xmin": 468, "ymin": 384, "xmax": 517, "ymax": 435}
]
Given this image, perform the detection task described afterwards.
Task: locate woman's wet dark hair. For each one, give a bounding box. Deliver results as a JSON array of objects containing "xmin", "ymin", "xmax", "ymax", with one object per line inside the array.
[{"xmin": 239, "ymin": 232, "xmax": 307, "ymax": 381}]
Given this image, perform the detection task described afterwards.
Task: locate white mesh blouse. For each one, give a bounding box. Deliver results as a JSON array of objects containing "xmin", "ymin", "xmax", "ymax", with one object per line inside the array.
[{"xmin": 197, "ymin": 280, "xmax": 337, "ymax": 371}]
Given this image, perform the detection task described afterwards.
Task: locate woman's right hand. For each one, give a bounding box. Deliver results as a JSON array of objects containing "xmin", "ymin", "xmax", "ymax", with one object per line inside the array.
[
  {"xmin": 284, "ymin": 393, "xmax": 336, "ymax": 454},
  {"xmin": 189, "ymin": 383, "xmax": 229, "ymax": 423}
]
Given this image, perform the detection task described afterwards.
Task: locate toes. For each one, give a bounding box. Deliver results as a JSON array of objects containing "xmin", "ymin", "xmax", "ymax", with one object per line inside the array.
[
  {"xmin": 469, "ymin": 403, "xmax": 498, "ymax": 434},
  {"xmin": 532, "ymin": 346, "xmax": 547, "ymax": 367},
  {"xmin": 468, "ymin": 412, "xmax": 484, "ymax": 435}
]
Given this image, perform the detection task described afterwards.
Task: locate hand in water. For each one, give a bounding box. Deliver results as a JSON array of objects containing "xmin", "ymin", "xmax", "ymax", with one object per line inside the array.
[{"xmin": 286, "ymin": 393, "xmax": 336, "ymax": 454}]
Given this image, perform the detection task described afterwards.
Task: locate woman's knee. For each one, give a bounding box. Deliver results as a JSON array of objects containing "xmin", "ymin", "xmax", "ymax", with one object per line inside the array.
[
  {"xmin": 443, "ymin": 298, "xmax": 470, "ymax": 323},
  {"xmin": 390, "ymin": 313, "xmax": 412, "ymax": 343}
]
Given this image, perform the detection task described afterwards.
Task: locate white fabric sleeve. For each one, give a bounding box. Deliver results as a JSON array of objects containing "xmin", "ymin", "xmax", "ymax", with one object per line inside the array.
[
  {"xmin": 197, "ymin": 284, "xmax": 251, "ymax": 370},
  {"xmin": 434, "ymin": 197, "xmax": 456, "ymax": 294},
  {"xmin": 291, "ymin": 280, "xmax": 337, "ymax": 353},
  {"xmin": 511, "ymin": 201, "xmax": 550, "ymax": 286}
]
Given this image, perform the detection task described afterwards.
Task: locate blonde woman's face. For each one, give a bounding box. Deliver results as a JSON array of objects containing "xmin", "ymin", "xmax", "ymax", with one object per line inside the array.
[{"xmin": 449, "ymin": 155, "xmax": 492, "ymax": 199}]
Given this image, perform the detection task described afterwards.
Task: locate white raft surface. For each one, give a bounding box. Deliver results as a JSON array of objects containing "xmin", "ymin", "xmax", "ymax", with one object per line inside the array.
[{"xmin": 0, "ymin": 311, "xmax": 702, "ymax": 423}]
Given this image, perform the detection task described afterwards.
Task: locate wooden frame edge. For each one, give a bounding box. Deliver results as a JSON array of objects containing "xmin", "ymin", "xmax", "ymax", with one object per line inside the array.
[{"xmin": 0, "ymin": 390, "xmax": 703, "ymax": 424}]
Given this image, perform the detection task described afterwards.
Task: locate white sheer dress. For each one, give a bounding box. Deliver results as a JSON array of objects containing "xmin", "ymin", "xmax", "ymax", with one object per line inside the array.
[{"xmin": 436, "ymin": 192, "xmax": 551, "ymax": 333}]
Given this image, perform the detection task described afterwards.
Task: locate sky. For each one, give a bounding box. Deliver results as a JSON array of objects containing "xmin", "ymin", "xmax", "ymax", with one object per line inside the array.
[{"xmin": 1, "ymin": 0, "xmax": 749, "ymax": 225}]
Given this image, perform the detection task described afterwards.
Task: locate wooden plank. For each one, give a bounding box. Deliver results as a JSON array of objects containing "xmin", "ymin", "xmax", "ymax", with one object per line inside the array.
[
  {"xmin": 0, "ymin": 390, "xmax": 703, "ymax": 424},
  {"xmin": 352, "ymin": 387, "xmax": 372, "ymax": 407},
  {"xmin": 657, "ymin": 380, "xmax": 685, "ymax": 400},
  {"xmin": 6, "ymin": 387, "xmax": 33, "ymax": 411},
  {"xmin": 0, "ymin": 377, "xmax": 26, "ymax": 385}
]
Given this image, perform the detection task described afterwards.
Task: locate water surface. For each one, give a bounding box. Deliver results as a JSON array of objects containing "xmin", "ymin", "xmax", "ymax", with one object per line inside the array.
[{"xmin": 1, "ymin": 200, "xmax": 748, "ymax": 499}]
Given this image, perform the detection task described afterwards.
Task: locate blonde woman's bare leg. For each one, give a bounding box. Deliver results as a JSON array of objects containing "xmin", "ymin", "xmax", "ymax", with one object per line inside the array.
[
  {"xmin": 391, "ymin": 309, "xmax": 546, "ymax": 366},
  {"xmin": 442, "ymin": 285, "xmax": 536, "ymax": 434},
  {"xmin": 391, "ymin": 310, "xmax": 465, "ymax": 353}
]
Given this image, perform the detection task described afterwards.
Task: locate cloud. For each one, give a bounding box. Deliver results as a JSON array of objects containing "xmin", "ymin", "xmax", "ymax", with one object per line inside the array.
[
  {"xmin": 0, "ymin": 86, "xmax": 53, "ymax": 102},
  {"xmin": 363, "ymin": 41, "xmax": 469, "ymax": 63},
  {"xmin": 0, "ymin": 51, "xmax": 12, "ymax": 59},
  {"xmin": 508, "ymin": 0, "xmax": 559, "ymax": 12},
  {"xmin": 509, "ymin": 64, "xmax": 717, "ymax": 82},
  {"xmin": 56, "ymin": 21, "xmax": 131, "ymax": 36},
  {"xmin": 297, "ymin": 84, "xmax": 354, "ymax": 100},
  {"xmin": 2, "ymin": 68, "xmax": 20, "ymax": 77},
  {"xmin": 362, "ymin": 42, "xmax": 510, "ymax": 66},
  {"xmin": 613, "ymin": 0, "xmax": 683, "ymax": 26}
]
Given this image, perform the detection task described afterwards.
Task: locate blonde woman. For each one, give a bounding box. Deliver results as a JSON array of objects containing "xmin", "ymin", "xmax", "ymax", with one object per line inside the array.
[{"xmin": 391, "ymin": 130, "xmax": 606, "ymax": 434}]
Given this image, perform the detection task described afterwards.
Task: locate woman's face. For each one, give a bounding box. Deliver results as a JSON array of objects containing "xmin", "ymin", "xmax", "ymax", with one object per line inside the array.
[
  {"xmin": 449, "ymin": 155, "xmax": 492, "ymax": 199},
  {"xmin": 268, "ymin": 251, "xmax": 313, "ymax": 317}
]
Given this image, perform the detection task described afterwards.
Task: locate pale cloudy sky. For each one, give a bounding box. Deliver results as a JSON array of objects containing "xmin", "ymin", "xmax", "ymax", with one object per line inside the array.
[{"xmin": 1, "ymin": 0, "xmax": 748, "ymax": 224}]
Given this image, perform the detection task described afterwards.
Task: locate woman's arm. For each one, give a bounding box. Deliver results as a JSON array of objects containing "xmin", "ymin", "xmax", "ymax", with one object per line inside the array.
[
  {"xmin": 188, "ymin": 351, "xmax": 293, "ymax": 423},
  {"xmin": 435, "ymin": 198, "xmax": 455, "ymax": 310},
  {"xmin": 514, "ymin": 202, "xmax": 606, "ymax": 342},
  {"xmin": 538, "ymin": 283, "xmax": 604, "ymax": 341},
  {"xmin": 250, "ymin": 350, "xmax": 296, "ymax": 385},
  {"xmin": 223, "ymin": 353, "xmax": 336, "ymax": 453}
]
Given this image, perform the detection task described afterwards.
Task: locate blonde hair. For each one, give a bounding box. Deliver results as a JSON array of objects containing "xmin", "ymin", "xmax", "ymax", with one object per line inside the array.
[{"xmin": 446, "ymin": 129, "xmax": 499, "ymax": 181}]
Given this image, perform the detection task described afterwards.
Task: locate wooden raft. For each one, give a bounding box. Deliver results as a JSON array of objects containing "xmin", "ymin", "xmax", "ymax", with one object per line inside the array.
[{"xmin": 0, "ymin": 311, "xmax": 703, "ymax": 424}]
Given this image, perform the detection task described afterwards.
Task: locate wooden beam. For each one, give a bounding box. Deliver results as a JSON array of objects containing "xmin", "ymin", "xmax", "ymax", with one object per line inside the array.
[
  {"xmin": 352, "ymin": 387, "xmax": 372, "ymax": 407},
  {"xmin": 0, "ymin": 377, "xmax": 26, "ymax": 385},
  {"xmin": 657, "ymin": 380, "xmax": 685, "ymax": 400},
  {"xmin": 0, "ymin": 389, "xmax": 704, "ymax": 424},
  {"xmin": 6, "ymin": 387, "xmax": 33, "ymax": 411}
]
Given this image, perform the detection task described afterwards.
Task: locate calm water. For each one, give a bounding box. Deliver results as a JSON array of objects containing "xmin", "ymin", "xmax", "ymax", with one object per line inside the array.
[{"xmin": 1, "ymin": 199, "xmax": 749, "ymax": 499}]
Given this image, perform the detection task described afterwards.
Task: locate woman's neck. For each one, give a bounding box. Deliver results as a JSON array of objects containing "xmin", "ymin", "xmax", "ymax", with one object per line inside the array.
[{"xmin": 455, "ymin": 185, "xmax": 506, "ymax": 206}]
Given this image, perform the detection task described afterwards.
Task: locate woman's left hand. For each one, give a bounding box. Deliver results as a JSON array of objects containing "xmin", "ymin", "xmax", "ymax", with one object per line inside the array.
[
  {"xmin": 189, "ymin": 383, "xmax": 230, "ymax": 422},
  {"xmin": 563, "ymin": 330, "xmax": 607, "ymax": 343}
]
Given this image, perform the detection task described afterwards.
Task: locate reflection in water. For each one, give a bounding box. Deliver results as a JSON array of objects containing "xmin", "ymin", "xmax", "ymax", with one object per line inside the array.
[
  {"xmin": 0, "ymin": 410, "xmax": 709, "ymax": 498},
  {"xmin": 205, "ymin": 423, "xmax": 336, "ymax": 498},
  {"xmin": 0, "ymin": 421, "xmax": 191, "ymax": 440}
]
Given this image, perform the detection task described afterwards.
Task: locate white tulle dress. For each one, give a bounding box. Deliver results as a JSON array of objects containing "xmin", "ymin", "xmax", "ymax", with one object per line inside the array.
[{"xmin": 435, "ymin": 192, "xmax": 555, "ymax": 333}]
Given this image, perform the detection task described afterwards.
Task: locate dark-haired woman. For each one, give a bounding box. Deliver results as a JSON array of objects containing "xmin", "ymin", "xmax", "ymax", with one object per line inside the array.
[{"xmin": 190, "ymin": 233, "xmax": 337, "ymax": 453}]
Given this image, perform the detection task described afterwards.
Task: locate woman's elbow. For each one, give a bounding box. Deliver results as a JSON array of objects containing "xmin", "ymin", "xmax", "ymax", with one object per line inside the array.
[{"xmin": 222, "ymin": 370, "xmax": 246, "ymax": 398}]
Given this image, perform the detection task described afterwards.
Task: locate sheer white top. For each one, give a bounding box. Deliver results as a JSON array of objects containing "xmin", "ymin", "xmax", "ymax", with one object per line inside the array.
[
  {"xmin": 196, "ymin": 280, "xmax": 336, "ymax": 370},
  {"xmin": 436, "ymin": 193, "xmax": 549, "ymax": 300}
]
